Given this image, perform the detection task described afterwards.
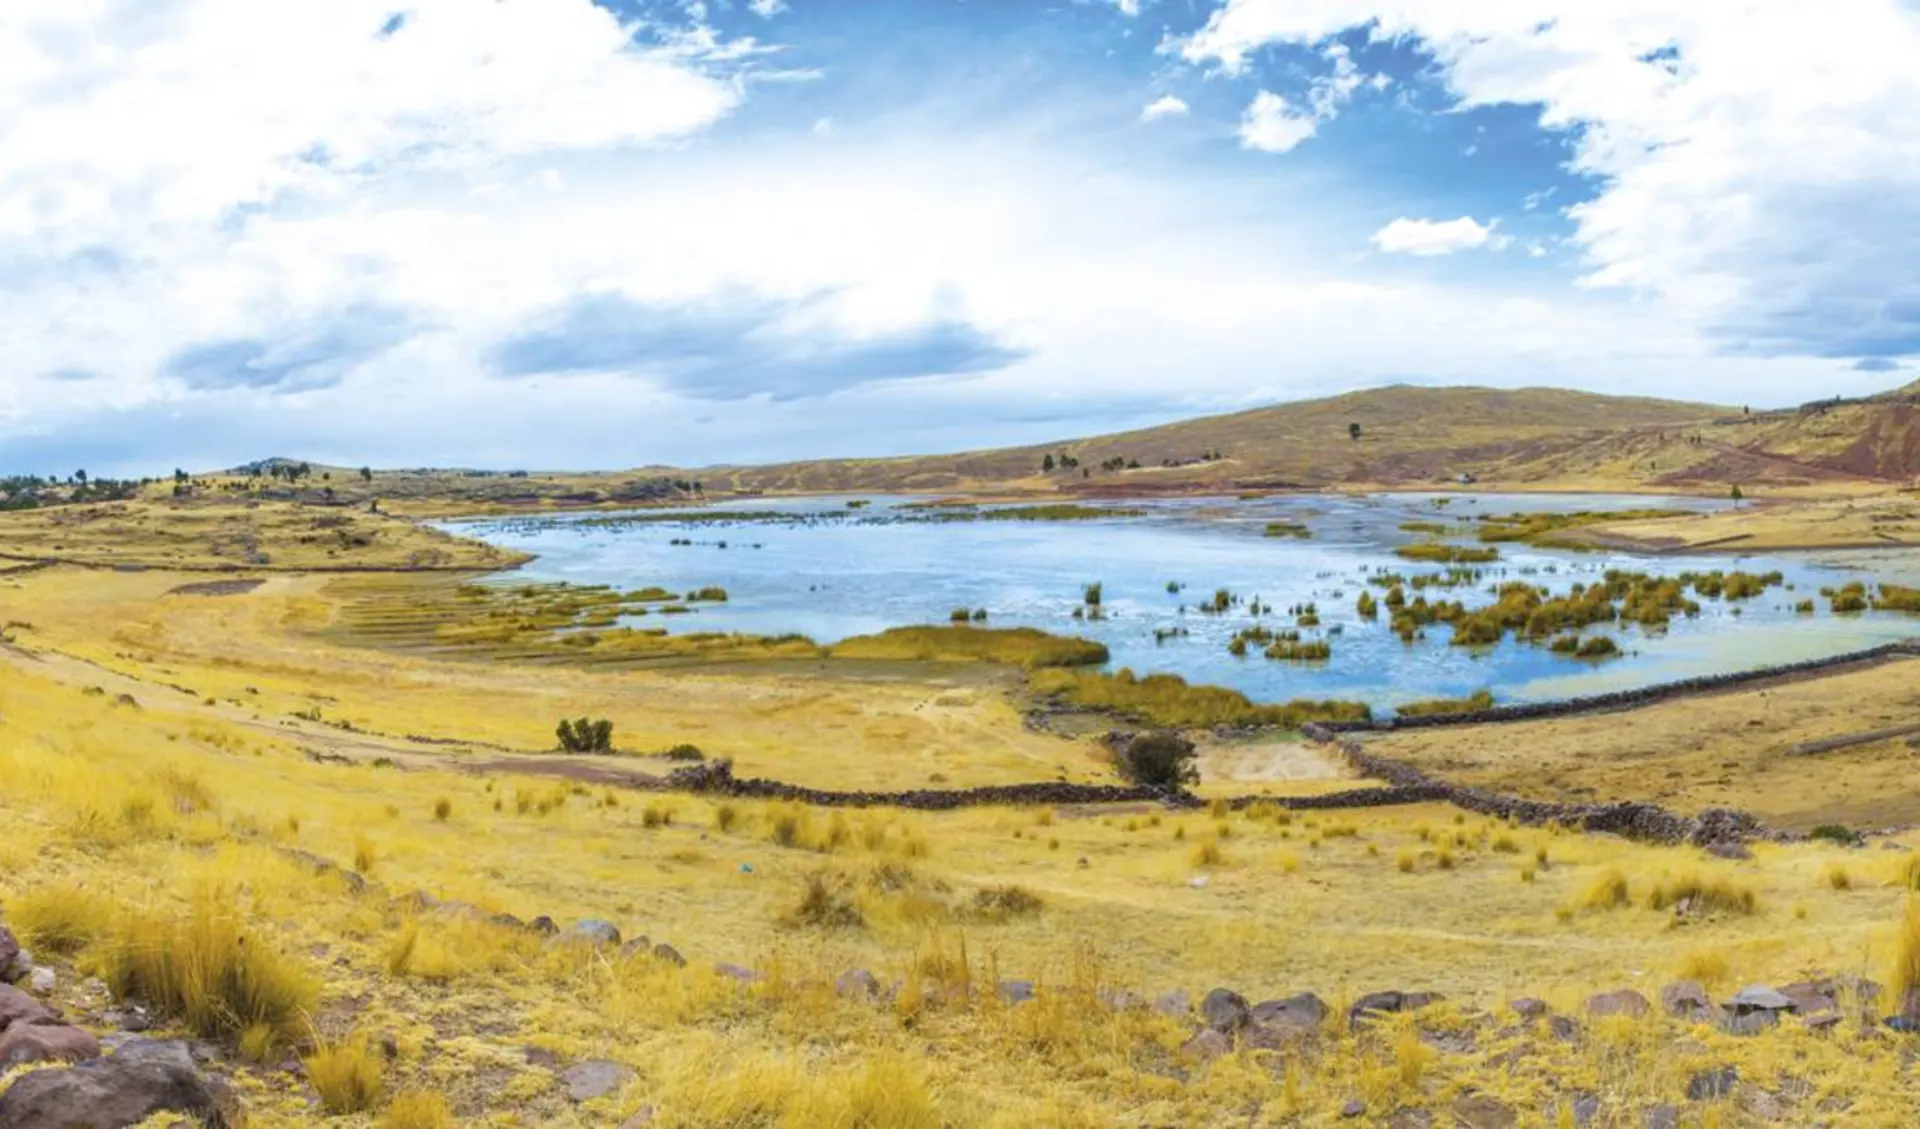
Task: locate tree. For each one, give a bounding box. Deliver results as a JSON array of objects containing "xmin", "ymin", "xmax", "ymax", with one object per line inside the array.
[
  {"xmin": 1042, "ymin": 453, "xmax": 1055, "ymax": 472},
  {"xmin": 1348, "ymin": 422, "xmax": 1362, "ymax": 442},
  {"xmin": 1730, "ymin": 484, "xmax": 1744, "ymax": 504},
  {"xmin": 74, "ymin": 469, "xmax": 87, "ymax": 484},
  {"xmin": 359, "ymin": 467, "xmax": 373, "ymax": 482},
  {"xmin": 1115, "ymin": 732, "xmax": 1199, "ymax": 791}
]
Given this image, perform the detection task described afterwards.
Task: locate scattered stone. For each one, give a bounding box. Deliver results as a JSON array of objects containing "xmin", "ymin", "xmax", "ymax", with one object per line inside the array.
[
  {"xmin": 529, "ymin": 915, "xmax": 559, "ymax": 936},
  {"xmin": 1727, "ymin": 985, "xmax": 1795, "ymax": 1013},
  {"xmin": 562, "ymin": 920, "xmax": 622, "ymax": 947},
  {"xmin": 1250, "ymin": 993, "xmax": 1328, "ymax": 1032},
  {"xmin": 1643, "ymin": 1105, "xmax": 1679, "ymax": 1129},
  {"xmin": 1723, "ymin": 1011, "xmax": 1778, "ymax": 1036},
  {"xmin": 651, "ymin": 943, "xmax": 686, "ymax": 968},
  {"xmin": 714, "ymin": 963, "xmax": 763, "ymax": 983},
  {"xmin": 1687, "ymin": 1065, "xmax": 1739, "ymax": 1101},
  {"xmin": 0, "ymin": 928, "xmax": 17, "ymax": 981},
  {"xmin": 26, "ymin": 967, "xmax": 55, "ymax": 995},
  {"xmin": 561, "ymin": 1060, "xmax": 636, "ymax": 1103},
  {"xmin": 1383, "ymin": 1109, "xmax": 1433, "ymax": 1129},
  {"xmin": 1452, "ymin": 1093, "xmax": 1517, "ymax": 1129},
  {"xmin": 1509, "ymin": 997, "xmax": 1550, "ymax": 1021},
  {"xmin": 618, "ymin": 1107, "xmax": 657, "ymax": 1129},
  {"xmin": 1741, "ymin": 1089, "xmax": 1787, "ymax": 1121},
  {"xmin": 1340, "ymin": 1099, "xmax": 1366, "ymax": 1118},
  {"xmin": 1153, "ymin": 990, "xmax": 1190, "ymax": 1019},
  {"xmin": 523, "ymin": 1046, "xmax": 561, "ymax": 1069},
  {"xmin": 997, "ymin": 980, "xmax": 1034, "ymax": 1005},
  {"xmin": 1777, "ymin": 981, "xmax": 1835, "ymax": 1015},
  {"xmin": 1348, "ymin": 990, "xmax": 1443, "ymax": 1027},
  {"xmin": 1704, "ymin": 841, "xmax": 1752, "ymax": 861},
  {"xmin": 0, "ymin": 1024, "xmax": 103, "ymax": 1067},
  {"xmin": 1585, "ymin": 989, "xmax": 1651, "ymax": 1019},
  {"xmin": 1179, "ymin": 1028, "xmax": 1230, "ymax": 1063},
  {"xmin": 1098, "ymin": 989, "xmax": 1144, "ymax": 1012},
  {"xmin": 836, "ymin": 970, "xmax": 882, "ymax": 1001},
  {"xmin": 1201, "ymin": 987, "xmax": 1251, "ymax": 1034},
  {"xmin": 488, "ymin": 912, "xmax": 527, "ymax": 931},
  {"xmin": 0, "ymin": 1038, "xmax": 233, "ymax": 1129},
  {"xmin": 1661, "ymin": 981, "xmax": 1712, "ymax": 1019},
  {"xmin": 1803, "ymin": 1012, "xmax": 1843, "ymax": 1033},
  {"xmin": 617, "ymin": 937, "xmax": 653, "ymax": 961},
  {"xmin": 1883, "ymin": 1015, "xmax": 1920, "ymax": 1034},
  {"xmin": 1559, "ymin": 1093, "xmax": 1601, "ymax": 1126},
  {"xmin": 0, "ymin": 982, "xmax": 59, "ymax": 1031},
  {"xmin": 1547, "ymin": 1016, "xmax": 1579, "ymax": 1042}
]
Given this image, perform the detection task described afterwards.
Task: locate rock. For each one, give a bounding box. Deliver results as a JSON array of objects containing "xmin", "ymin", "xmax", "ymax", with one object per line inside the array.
[
  {"xmin": 1452, "ymin": 1093, "xmax": 1517, "ymax": 1129},
  {"xmin": 529, "ymin": 915, "xmax": 559, "ymax": 936},
  {"xmin": 562, "ymin": 920, "xmax": 622, "ymax": 947},
  {"xmin": 1687, "ymin": 1065, "xmax": 1738, "ymax": 1100},
  {"xmin": 1200, "ymin": 988, "xmax": 1251, "ymax": 1034},
  {"xmin": 1547, "ymin": 1015, "xmax": 1579, "ymax": 1042},
  {"xmin": 0, "ymin": 1042, "xmax": 233, "ymax": 1129},
  {"xmin": 1726, "ymin": 985, "xmax": 1795, "ymax": 1013},
  {"xmin": 618, "ymin": 1108, "xmax": 657, "ymax": 1129},
  {"xmin": 1643, "ymin": 1105, "xmax": 1679, "ymax": 1129},
  {"xmin": 0, "ymin": 983, "xmax": 59, "ymax": 1031},
  {"xmin": 1509, "ymin": 997, "xmax": 1550, "ymax": 1020},
  {"xmin": 836, "ymin": 970, "xmax": 882, "ymax": 1001},
  {"xmin": 1704, "ymin": 841, "xmax": 1752, "ymax": 861},
  {"xmin": 1723, "ymin": 1011, "xmax": 1778, "ymax": 1036},
  {"xmin": 1659, "ymin": 980, "xmax": 1711, "ymax": 1018},
  {"xmin": 1383, "ymin": 1109, "xmax": 1433, "ymax": 1129},
  {"xmin": 1883, "ymin": 1015, "xmax": 1920, "ymax": 1034},
  {"xmin": 1585, "ymin": 989, "xmax": 1650, "ymax": 1019},
  {"xmin": 714, "ymin": 963, "xmax": 763, "ymax": 983},
  {"xmin": 26, "ymin": 967, "xmax": 55, "ymax": 995},
  {"xmin": 1250, "ymin": 993, "xmax": 1328, "ymax": 1032},
  {"xmin": 0, "ymin": 1024, "xmax": 102, "ymax": 1067},
  {"xmin": 1348, "ymin": 990, "xmax": 1443, "ymax": 1027},
  {"xmin": 523, "ymin": 1046, "xmax": 562, "ymax": 1069},
  {"xmin": 617, "ymin": 937, "xmax": 653, "ymax": 961},
  {"xmin": 1741, "ymin": 1089, "xmax": 1787, "ymax": 1121},
  {"xmin": 651, "ymin": 943, "xmax": 686, "ymax": 968},
  {"xmin": 488, "ymin": 912, "xmax": 527, "ymax": 931},
  {"xmin": 1153, "ymin": 990, "xmax": 1190, "ymax": 1019},
  {"xmin": 561, "ymin": 1060, "xmax": 636, "ymax": 1103},
  {"xmin": 1559, "ymin": 1093, "xmax": 1601, "ymax": 1126},
  {"xmin": 997, "ymin": 980, "xmax": 1034, "ymax": 1005},
  {"xmin": 1776, "ymin": 981, "xmax": 1835, "ymax": 1015},
  {"xmin": 1803, "ymin": 1012, "xmax": 1842, "ymax": 1032},
  {"xmin": 0, "ymin": 928, "xmax": 17, "ymax": 981},
  {"xmin": 1179, "ymin": 1028, "xmax": 1230, "ymax": 1063},
  {"xmin": 1340, "ymin": 1099, "xmax": 1366, "ymax": 1118},
  {"xmin": 1893, "ymin": 986, "xmax": 1920, "ymax": 1021}
]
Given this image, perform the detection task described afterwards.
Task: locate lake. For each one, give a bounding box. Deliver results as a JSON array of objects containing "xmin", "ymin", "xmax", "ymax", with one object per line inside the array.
[{"xmin": 442, "ymin": 493, "xmax": 1920, "ymax": 713}]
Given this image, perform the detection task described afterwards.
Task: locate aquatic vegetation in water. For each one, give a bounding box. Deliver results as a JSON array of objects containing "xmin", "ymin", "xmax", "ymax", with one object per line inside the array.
[
  {"xmin": 1027, "ymin": 667, "xmax": 1369, "ymax": 729},
  {"xmin": 1395, "ymin": 542, "xmax": 1500, "ymax": 564},
  {"xmin": 1397, "ymin": 689, "xmax": 1495, "ymax": 717}
]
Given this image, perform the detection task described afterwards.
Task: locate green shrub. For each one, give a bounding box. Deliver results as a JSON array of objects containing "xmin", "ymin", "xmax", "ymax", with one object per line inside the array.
[
  {"xmin": 556, "ymin": 717, "xmax": 614, "ymax": 753},
  {"xmin": 1115, "ymin": 732, "xmax": 1199, "ymax": 790}
]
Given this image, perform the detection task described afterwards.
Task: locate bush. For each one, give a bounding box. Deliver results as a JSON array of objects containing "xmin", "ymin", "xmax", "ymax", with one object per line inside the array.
[
  {"xmin": 786, "ymin": 873, "xmax": 863, "ymax": 929},
  {"xmin": 1810, "ymin": 824, "xmax": 1857, "ymax": 846},
  {"xmin": 306, "ymin": 1035, "xmax": 386, "ymax": 1114},
  {"xmin": 1115, "ymin": 731, "xmax": 1199, "ymax": 791},
  {"xmin": 8, "ymin": 887, "xmax": 112, "ymax": 955},
  {"xmin": 432, "ymin": 798, "xmax": 452, "ymax": 822},
  {"xmin": 971, "ymin": 885, "xmax": 1044, "ymax": 920},
  {"xmin": 556, "ymin": 717, "xmax": 614, "ymax": 753}
]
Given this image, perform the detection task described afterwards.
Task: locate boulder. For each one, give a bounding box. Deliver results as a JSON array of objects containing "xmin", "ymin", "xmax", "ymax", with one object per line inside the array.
[
  {"xmin": 0, "ymin": 1041, "xmax": 233, "ymax": 1129},
  {"xmin": 1687, "ymin": 1065, "xmax": 1738, "ymax": 1101},
  {"xmin": 1201, "ymin": 988, "xmax": 1251, "ymax": 1033},
  {"xmin": 1643, "ymin": 1105, "xmax": 1679, "ymax": 1129},
  {"xmin": 1659, "ymin": 981, "xmax": 1712, "ymax": 1019},
  {"xmin": 1547, "ymin": 1015, "xmax": 1579, "ymax": 1042},
  {"xmin": 529, "ymin": 915, "xmax": 559, "ymax": 936},
  {"xmin": 0, "ymin": 1024, "xmax": 102, "ymax": 1067},
  {"xmin": 617, "ymin": 937, "xmax": 653, "ymax": 961},
  {"xmin": 997, "ymin": 980, "xmax": 1034, "ymax": 1005},
  {"xmin": 1776, "ymin": 981, "xmax": 1835, "ymax": 1015},
  {"xmin": 835, "ymin": 970, "xmax": 882, "ymax": 1001},
  {"xmin": 1585, "ymin": 989, "xmax": 1651, "ymax": 1019},
  {"xmin": 1250, "ymin": 993, "xmax": 1328, "ymax": 1032},
  {"xmin": 651, "ymin": 943, "xmax": 686, "ymax": 968},
  {"xmin": 1178, "ymin": 1028, "xmax": 1230, "ymax": 1063},
  {"xmin": 562, "ymin": 920, "xmax": 622, "ymax": 947},
  {"xmin": 0, "ymin": 983, "xmax": 59, "ymax": 1032},
  {"xmin": 1723, "ymin": 1011, "xmax": 1779, "ymax": 1036},
  {"xmin": 0, "ymin": 927, "xmax": 18, "ymax": 980},
  {"xmin": 1508, "ymin": 997, "xmax": 1550, "ymax": 1021},
  {"xmin": 1726, "ymin": 985, "xmax": 1795, "ymax": 1013},
  {"xmin": 1452, "ymin": 1093, "xmax": 1517, "ymax": 1129},
  {"xmin": 26, "ymin": 968, "xmax": 55, "ymax": 995},
  {"xmin": 1348, "ymin": 990, "xmax": 1444, "ymax": 1027},
  {"xmin": 561, "ymin": 1060, "xmax": 636, "ymax": 1103},
  {"xmin": 1340, "ymin": 1099, "xmax": 1366, "ymax": 1118}
]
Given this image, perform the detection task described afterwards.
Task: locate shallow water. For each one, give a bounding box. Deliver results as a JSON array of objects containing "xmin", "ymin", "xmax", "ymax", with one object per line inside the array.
[{"xmin": 443, "ymin": 493, "xmax": 1920, "ymax": 713}]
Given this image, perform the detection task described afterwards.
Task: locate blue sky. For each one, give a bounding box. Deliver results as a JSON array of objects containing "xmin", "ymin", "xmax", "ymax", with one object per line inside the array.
[{"xmin": 2, "ymin": 0, "xmax": 1916, "ymax": 475}]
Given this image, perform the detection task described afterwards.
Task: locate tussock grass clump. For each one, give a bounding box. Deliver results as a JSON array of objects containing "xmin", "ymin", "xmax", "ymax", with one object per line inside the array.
[
  {"xmin": 432, "ymin": 797, "xmax": 452, "ymax": 822},
  {"xmin": 306, "ymin": 1034, "xmax": 386, "ymax": 1114},
  {"xmin": 1396, "ymin": 849, "xmax": 1416, "ymax": 873},
  {"xmin": 1890, "ymin": 897, "xmax": 1920, "ymax": 1003},
  {"xmin": 1645, "ymin": 871, "xmax": 1758, "ymax": 915},
  {"xmin": 1395, "ymin": 542, "xmax": 1499, "ymax": 564},
  {"xmin": 95, "ymin": 889, "xmax": 319, "ymax": 1047},
  {"xmin": 714, "ymin": 803, "xmax": 739, "ymax": 832},
  {"xmin": 8, "ymin": 886, "xmax": 113, "ymax": 955},
  {"xmin": 1397, "ymin": 689, "xmax": 1494, "ymax": 717},
  {"xmin": 832, "ymin": 625, "xmax": 1108, "ymax": 669},
  {"xmin": 971, "ymin": 885, "xmax": 1044, "ymax": 921},
  {"xmin": 1577, "ymin": 868, "xmax": 1631, "ymax": 911},
  {"xmin": 1826, "ymin": 863, "xmax": 1853, "ymax": 891},
  {"xmin": 1874, "ymin": 583, "xmax": 1920, "ymax": 613},
  {"xmin": 379, "ymin": 1090, "xmax": 456, "ymax": 1129},
  {"xmin": 1029, "ymin": 668, "xmax": 1369, "ymax": 729},
  {"xmin": 1191, "ymin": 839, "xmax": 1226, "ymax": 868},
  {"xmin": 785, "ymin": 873, "xmax": 864, "ymax": 930}
]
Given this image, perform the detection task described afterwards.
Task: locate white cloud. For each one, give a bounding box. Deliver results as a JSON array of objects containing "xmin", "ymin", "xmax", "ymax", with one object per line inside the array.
[
  {"xmin": 1180, "ymin": 0, "xmax": 1920, "ymax": 359},
  {"xmin": 748, "ymin": 0, "xmax": 789, "ymax": 16},
  {"xmin": 1140, "ymin": 95, "xmax": 1189, "ymax": 122},
  {"xmin": 1110, "ymin": 0, "xmax": 1143, "ymax": 15},
  {"xmin": 1237, "ymin": 91, "xmax": 1316, "ymax": 152},
  {"xmin": 812, "ymin": 117, "xmax": 836, "ymax": 137},
  {"xmin": 1370, "ymin": 216, "xmax": 1497, "ymax": 256}
]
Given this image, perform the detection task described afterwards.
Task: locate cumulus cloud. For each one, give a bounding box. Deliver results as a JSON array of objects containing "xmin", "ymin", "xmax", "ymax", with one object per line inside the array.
[
  {"xmin": 1237, "ymin": 91, "xmax": 1316, "ymax": 152},
  {"xmin": 1141, "ymin": 95, "xmax": 1189, "ymax": 122},
  {"xmin": 748, "ymin": 0, "xmax": 789, "ymax": 16},
  {"xmin": 1371, "ymin": 217, "xmax": 1498, "ymax": 257},
  {"xmin": 1851, "ymin": 357, "xmax": 1904, "ymax": 373},
  {"xmin": 1178, "ymin": 0, "xmax": 1920, "ymax": 361}
]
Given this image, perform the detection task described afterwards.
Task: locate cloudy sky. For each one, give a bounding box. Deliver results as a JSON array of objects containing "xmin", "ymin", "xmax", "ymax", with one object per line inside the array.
[{"xmin": 3, "ymin": 0, "xmax": 1917, "ymax": 476}]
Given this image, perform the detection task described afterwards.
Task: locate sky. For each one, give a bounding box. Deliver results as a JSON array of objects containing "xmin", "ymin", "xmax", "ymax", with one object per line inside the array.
[{"xmin": 3, "ymin": 0, "xmax": 1918, "ymax": 476}]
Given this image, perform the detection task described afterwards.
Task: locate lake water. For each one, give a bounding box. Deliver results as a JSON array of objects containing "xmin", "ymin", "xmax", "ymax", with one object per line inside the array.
[{"xmin": 442, "ymin": 493, "xmax": 1920, "ymax": 713}]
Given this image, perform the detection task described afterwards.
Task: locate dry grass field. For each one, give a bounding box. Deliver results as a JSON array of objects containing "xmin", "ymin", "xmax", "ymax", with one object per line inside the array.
[{"xmin": 5, "ymin": 500, "xmax": 1920, "ymax": 1125}]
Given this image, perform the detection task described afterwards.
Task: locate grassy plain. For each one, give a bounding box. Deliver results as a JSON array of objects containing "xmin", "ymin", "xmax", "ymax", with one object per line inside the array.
[{"xmin": 6, "ymin": 498, "xmax": 1920, "ymax": 1123}]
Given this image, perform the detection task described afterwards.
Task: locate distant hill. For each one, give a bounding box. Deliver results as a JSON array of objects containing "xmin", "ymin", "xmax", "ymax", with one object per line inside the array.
[{"xmin": 204, "ymin": 381, "xmax": 1920, "ymax": 511}]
